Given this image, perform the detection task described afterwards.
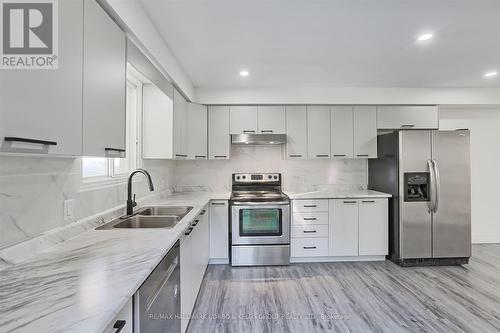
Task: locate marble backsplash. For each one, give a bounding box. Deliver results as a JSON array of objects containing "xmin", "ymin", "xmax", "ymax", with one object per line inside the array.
[
  {"xmin": 174, "ymin": 145, "xmax": 368, "ymax": 192},
  {"xmin": 0, "ymin": 155, "xmax": 175, "ymax": 250}
]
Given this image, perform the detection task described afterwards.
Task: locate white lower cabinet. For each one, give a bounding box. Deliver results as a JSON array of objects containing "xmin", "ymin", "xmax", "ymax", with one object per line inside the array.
[
  {"xmin": 209, "ymin": 201, "xmax": 229, "ymax": 261},
  {"xmin": 358, "ymin": 199, "xmax": 388, "ymax": 256},
  {"xmin": 329, "ymin": 200, "xmax": 359, "ymax": 256},
  {"xmin": 181, "ymin": 206, "xmax": 209, "ymax": 333},
  {"xmin": 104, "ymin": 298, "xmax": 132, "ymax": 333},
  {"xmin": 291, "ymin": 198, "xmax": 388, "ymax": 260}
]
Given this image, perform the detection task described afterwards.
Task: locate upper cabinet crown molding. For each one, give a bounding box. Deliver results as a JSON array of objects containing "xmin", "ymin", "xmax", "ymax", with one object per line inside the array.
[
  {"xmin": 83, "ymin": 0, "xmax": 126, "ymax": 158},
  {"xmin": 0, "ymin": 0, "xmax": 84, "ymax": 156},
  {"xmin": 377, "ymin": 105, "xmax": 439, "ymax": 129}
]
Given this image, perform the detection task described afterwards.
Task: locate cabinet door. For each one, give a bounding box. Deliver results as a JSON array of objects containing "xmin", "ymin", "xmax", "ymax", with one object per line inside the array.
[
  {"xmin": 329, "ymin": 199, "xmax": 359, "ymax": 256},
  {"xmin": 180, "ymin": 233, "xmax": 194, "ymax": 333},
  {"xmin": 209, "ymin": 201, "xmax": 229, "ymax": 260},
  {"xmin": 0, "ymin": 0, "xmax": 83, "ymax": 156},
  {"xmin": 353, "ymin": 106, "xmax": 377, "ymax": 158},
  {"xmin": 359, "ymin": 199, "xmax": 388, "ymax": 256},
  {"xmin": 187, "ymin": 103, "xmax": 208, "ymax": 159},
  {"xmin": 173, "ymin": 88, "xmax": 188, "ymax": 159},
  {"xmin": 83, "ymin": 0, "xmax": 126, "ymax": 157},
  {"xmin": 103, "ymin": 298, "xmax": 133, "ymax": 333},
  {"xmin": 208, "ymin": 106, "xmax": 230, "ymax": 159},
  {"xmin": 258, "ymin": 106, "xmax": 285, "ymax": 134},
  {"xmin": 229, "ymin": 106, "xmax": 258, "ymax": 134},
  {"xmin": 377, "ymin": 106, "xmax": 439, "ymax": 129},
  {"xmin": 285, "ymin": 106, "xmax": 307, "ymax": 159},
  {"xmin": 331, "ymin": 106, "xmax": 354, "ymax": 158},
  {"xmin": 307, "ymin": 106, "xmax": 331, "ymax": 159},
  {"xmin": 142, "ymin": 84, "xmax": 174, "ymax": 159}
]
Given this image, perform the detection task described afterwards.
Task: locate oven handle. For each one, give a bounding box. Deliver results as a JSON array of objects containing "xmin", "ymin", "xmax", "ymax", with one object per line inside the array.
[{"xmin": 230, "ymin": 201, "xmax": 290, "ymax": 206}]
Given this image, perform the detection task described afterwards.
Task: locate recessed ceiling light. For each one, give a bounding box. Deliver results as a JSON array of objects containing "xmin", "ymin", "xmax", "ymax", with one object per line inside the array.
[
  {"xmin": 239, "ymin": 70, "xmax": 249, "ymax": 77},
  {"xmin": 484, "ymin": 71, "xmax": 498, "ymax": 78},
  {"xmin": 417, "ymin": 33, "xmax": 433, "ymax": 41}
]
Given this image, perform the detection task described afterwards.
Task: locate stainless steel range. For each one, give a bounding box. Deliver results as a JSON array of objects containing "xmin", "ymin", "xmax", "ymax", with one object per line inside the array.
[{"xmin": 230, "ymin": 173, "xmax": 290, "ymax": 266}]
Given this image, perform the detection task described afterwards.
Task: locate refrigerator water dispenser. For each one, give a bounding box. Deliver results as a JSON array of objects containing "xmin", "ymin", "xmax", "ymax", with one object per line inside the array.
[{"xmin": 404, "ymin": 172, "xmax": 430, "ymax": 202}]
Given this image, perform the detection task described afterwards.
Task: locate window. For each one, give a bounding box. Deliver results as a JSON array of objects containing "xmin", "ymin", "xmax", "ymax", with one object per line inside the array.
[{"xmin": 81, "ymin": 75, "xmax": 141, "ymax": 183}]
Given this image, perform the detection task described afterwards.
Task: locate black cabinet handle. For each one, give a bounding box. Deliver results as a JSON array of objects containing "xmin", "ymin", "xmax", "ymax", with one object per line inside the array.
[
  {"xmin": 185, "ymin": 227, "xmax": 193, "ymax": 235},
  {"xmin": 357, "ymin": 154, "xmax": 369, "ymax": 157},
  {"xmin": 343, "ymin": 201, "xmax": 357, "ymax": 204},
  {"xmin": 261, "ymin": 130, "xmax": 273, "ymax": 133},
  {"xmin": 303, "ymin": 246, "xmax": 317, "ymax": 249},
  {"xmin": 316, "ymin": 154, "xmax": 328, "ymax": 157},
  {"xmin": 289, "ymin": 154, "xmax": 302, "ymax": 158},
  {"xmin": 200, "ymin": 210, "xmax": 206, "ymax": 215},
  {"xmin": 362, "ymin": 200, "xmax": 375, "ymax": 203},
  {"xmin": 333, "ymin": 154, "xmax": 346, "ymax": 157},
  {"xmin": 192, "ymin": 219, "xmax": 199, "ymax": 226},
  {"xmin": 243, "ymin": 130, "xmax": 256, "ymax": 133},
  {"xmin": 303, "ymin": 230, "xmax": 317, "ymax": 233},
  {"xmin": 5, "ymin": 137, "xmax": 57, "ymax": 146},
  {"xmin": 303, "ymin": 205, "xmax": 317, "ymax": 208},
  {"xmin": 212, "ymin": 202, "xmax": 226, "ymax": 206},
  {"xmin": 113, "ymin": 320, "xmax": 126, "ymax": 333},
  {"xmin": 195, "ymin": 155, "xmax": 206, "ymax": 158},
  {"xmin": 105, "ymin": 147, "xmax": 125, "ymax": 153},
  {"xmin": 214, "ymin": 155, "xmax": 227, "ymax": 159},
  {"xmin": 175, "ymin": 154, "xmax": 188, "ymax": 158},
  {"xmin": 401, "ymin": 124, "xmax": 415, "ymax": 128},
  {"xmin": 303, "ymin": 217, "xmax": 317, "ymax": 221}
]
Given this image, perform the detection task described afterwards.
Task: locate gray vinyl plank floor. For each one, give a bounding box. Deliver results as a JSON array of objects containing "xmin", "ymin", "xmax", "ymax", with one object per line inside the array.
[{"xmin": 187, "ymin": 244, "xmax": 500, "ymax": 333}]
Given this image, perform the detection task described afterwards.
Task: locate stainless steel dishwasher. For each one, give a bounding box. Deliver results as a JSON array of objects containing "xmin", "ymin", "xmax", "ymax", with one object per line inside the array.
[{"xmin": 134, "ymin": 240, "xmax": 180, "ymax": 333}]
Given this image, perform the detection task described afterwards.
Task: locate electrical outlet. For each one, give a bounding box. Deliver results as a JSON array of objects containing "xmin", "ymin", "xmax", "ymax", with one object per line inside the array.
[{"xmin": 63, "ymin": 199, "xmax": 75, "ymax": 220}]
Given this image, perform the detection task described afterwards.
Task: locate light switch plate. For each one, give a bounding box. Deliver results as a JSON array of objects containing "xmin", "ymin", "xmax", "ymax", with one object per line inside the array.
[{"xmin": 63, "ymin": 199, "xmax": 75, "ymax": 220}]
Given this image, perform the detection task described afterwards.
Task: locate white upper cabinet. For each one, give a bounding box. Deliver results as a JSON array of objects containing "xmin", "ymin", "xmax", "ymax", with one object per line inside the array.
[
  {"xmin": 0, "ymin": 0, "xmax": 83, "ymax": 156},
  {"xmin": 142, "ymin": 84, "xmax": 173, "ymax": 159},
  {"xmin": 83, "ymin": 0, "xmax": 126, "ymax": 158},
  {"xmin": 331, "ymin": 106, "xmax": 354, "ymax": 158},
  {"xmin": 257, "ymin": 106, "xmax": 286, "ymax": 134},
  {"xmin": 377, "ymin": 106, "xmax": 439, "ymax": 129},
  {"xmin": 229, "ymin": 106, "xmax": 258, "ymax": 134},
  {"xmin": 353, "ymin": 106, "xmax": 377, "ymax": 158},
  {"xmin": 173, "ymin": 88, "xmax": 189, "ymax": 159},
  {"xmin": 208, "ymin": 106, "xmax": 230, "ymax": 159},
  {"xmin": 307, "ymin": 106, "xmax": 331, "ymax": 159},
  {"xmin": 187, "ymin": 103, "xmax": 208, "ymax": 159},
  {"xmin": 285, "ymin": 106, "xmax": 307, "ymax": 159}
]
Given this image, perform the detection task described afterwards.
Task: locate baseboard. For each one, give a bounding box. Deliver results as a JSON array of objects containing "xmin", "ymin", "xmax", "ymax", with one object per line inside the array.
[
  {"xmin": 290, "ymin": 255, "xmax": 386, "ymax": 263},
  {"xmin": 208, "ymin": 258, "xmax": 229, "ymax": 265}
]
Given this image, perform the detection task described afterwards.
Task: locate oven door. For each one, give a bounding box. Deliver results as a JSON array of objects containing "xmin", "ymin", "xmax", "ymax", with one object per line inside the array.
[{"xmin": 231, "ymin": 203, "xmax": 290, "ymax": 245}]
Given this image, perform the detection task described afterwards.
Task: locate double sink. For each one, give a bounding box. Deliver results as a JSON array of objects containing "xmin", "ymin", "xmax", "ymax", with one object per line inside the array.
[{"xmin": 97, "ymin": 206, "xmax": 193, "ymax": 230}]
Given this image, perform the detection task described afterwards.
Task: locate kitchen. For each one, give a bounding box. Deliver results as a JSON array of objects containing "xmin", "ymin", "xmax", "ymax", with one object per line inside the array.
[{"xmin": 1, "ymin": 0, "xmax": 500, "ymax": 332}]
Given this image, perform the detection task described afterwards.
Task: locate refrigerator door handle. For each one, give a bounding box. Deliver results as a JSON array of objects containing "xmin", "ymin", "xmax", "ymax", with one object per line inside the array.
[
  {"xmin": 432, "ymin": 159, "xmax": 440, "ymax": 213},
  {"xmin": 427, "ymin": 159, "xmax": 435, "ymax": 213}
]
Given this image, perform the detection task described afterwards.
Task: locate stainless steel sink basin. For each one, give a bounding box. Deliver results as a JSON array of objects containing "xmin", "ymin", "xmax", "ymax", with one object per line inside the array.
[
  {"xmin": 97, "ymin": 215, "xmax": 180, "ymax": 230},
  {"xmin": 137, "ymin": 206, "xmax": 193, "ymax": 218}
]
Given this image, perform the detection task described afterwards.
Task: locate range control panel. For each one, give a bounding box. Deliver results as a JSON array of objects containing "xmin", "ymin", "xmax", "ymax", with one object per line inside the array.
[{"xmin": 233, "ymin": 173, "xmax": 281, "ymax": 183}]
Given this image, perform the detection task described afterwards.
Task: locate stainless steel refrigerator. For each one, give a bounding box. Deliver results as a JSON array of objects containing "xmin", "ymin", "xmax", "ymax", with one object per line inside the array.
[{"xmin": 368, "ymin": 130, "xmax": 471, "ymax": 266}]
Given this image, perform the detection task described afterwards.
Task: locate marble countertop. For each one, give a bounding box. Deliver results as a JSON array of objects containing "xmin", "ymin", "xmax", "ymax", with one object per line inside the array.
[
  {"xmin": 286, "ymin": 189, "xmax": 392, "ymax": 199},
  {"xmin": 0, "ymin": 191, "xmax": 229, "ymax": 333}
]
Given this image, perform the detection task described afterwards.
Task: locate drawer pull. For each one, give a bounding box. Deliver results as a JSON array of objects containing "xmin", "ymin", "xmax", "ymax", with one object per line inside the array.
[
  {"xmin": 303, "ymin": 230, "xmax": 317, "ymax": 233},
  {"xmin": 362, "ymin": 200, "xmax": 375, "ymax": 203},
  {"xmin": 343, "ymin": 201, "xmax": 356, "ymax": 204},
  {"xmin": 113, "ymin": 320, "xmax": 126, "ymax": 333},
  {"xmin": 303, "ymin": 205, "xmax": 317, "ymax": 208},
  {"xmin": 214, "ymin": 155, "xmax": 227, "ymax": 159},
  {"xmin": 303, "ymin": 246, "xmax": 317, "ymax": 249},
  {"xmin": 289, "ymin": 154, "xmax": 302, "ymax": 158},
  {"xmin": 303, "ymin": 217, "xmax": 317, "ymax": 221}
]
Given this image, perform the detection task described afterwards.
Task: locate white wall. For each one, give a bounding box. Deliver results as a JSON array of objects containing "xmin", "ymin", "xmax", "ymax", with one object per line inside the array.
[
  {"xmin": 440, "ymin": 107, "xmax": 500, "ymax": 244},
  {"xmin": 195, "ymin": 87, "xmax": 500, "ymax": 105},
  {"xmin": 173, "ymin": 146, "xmax": 367, "ymax": 192}
]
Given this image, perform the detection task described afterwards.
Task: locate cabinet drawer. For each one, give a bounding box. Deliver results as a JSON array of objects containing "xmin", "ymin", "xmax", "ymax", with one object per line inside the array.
[
  {"xmin": 292, "ymin": 200, "xmax": 328, "ymax": 212},
  {"xmin": 292, "ymin": 225, "xmax": 328, "ymax": 238},
  {"xmin": 291, "ymin": 238, "xmax": 329, "ymax": 257},
  {"xmin": 292, "ymin": 212, "xmax": 328, "ymax": 226}
]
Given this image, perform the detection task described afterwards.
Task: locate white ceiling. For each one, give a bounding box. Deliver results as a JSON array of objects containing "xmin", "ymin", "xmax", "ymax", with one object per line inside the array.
[{"xmin": 139, "ymin": 0, "xmax": 500, "ymax": 88}]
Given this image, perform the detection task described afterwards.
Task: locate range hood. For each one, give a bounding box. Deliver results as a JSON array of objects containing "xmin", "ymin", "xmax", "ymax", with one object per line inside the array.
[{"xmin": 231, "ymin": 133, "xmax": 287, "ymax": 145}]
